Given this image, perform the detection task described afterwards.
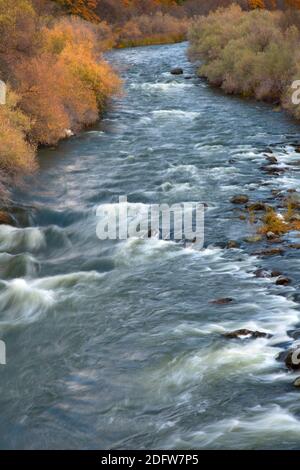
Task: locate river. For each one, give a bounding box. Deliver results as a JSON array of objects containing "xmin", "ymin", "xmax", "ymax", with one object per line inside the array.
[{"xmin": 1, "ymin": 42, "xmax": 300, "ymax": 449}]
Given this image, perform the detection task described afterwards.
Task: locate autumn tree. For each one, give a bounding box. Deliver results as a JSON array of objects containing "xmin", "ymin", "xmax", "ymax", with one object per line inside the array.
[{"xmin": 53, "ymin": 0, "xmax": 99, "ymax": 21}]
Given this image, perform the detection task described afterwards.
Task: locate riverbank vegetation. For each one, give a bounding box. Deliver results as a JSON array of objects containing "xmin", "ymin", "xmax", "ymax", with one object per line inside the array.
[
  {"xmin": 54, "ymin": 1, "xmax": 251, "ymax": 48},
  {"xmin": 0, "ymin": 0, "xmax": 120, "ymax": 201},
  {"xmin": 188, "ymin": 4, "xmax": 300, "ymax": 119}
]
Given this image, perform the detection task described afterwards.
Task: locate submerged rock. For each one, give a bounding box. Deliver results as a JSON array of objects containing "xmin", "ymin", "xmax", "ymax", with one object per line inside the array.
[
  {"xmin": 261, "ymin": 165, "xmax": 286, "ymax": 175},
  {"xmin": 271, "ymin": 270, "xmax": 282, "ymax": 277},
  {"xmin": 244, "ymin": 235, "xmax": 263, "ymax": 243},
  {"xmin": 170, "ymin": 67, "xmax": 183, "ymax": 75},
  {"xmin": 252, "ymin": 247, "xmax": 285, "ymax": 257},
  {"xmin": 247, "ymin": 201, "xmax": 268, "ymax": 212},
  {"xmin": 266, "ymin": 155, "xmax": 278, "ymax": 164},
  {"xmin": 210, "ymin": 297, "xmax": 234, "ymax": 305},
  {"xmin": 223, "ymin": 329, "xmax": 271, "ymax": 339},
  {"xmin": 227, "ymin": 240, "xmax": 240, "ymax": 249},
  {"xmin": 230, "ymin": 194, "xmax": 249, "ymax": 204},
  {"xmin": 254, "ymin": 269, "xmax": 271, "ymax": 278}
]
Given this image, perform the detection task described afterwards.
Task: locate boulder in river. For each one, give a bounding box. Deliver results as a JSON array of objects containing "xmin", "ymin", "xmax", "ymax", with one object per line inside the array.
[
  {"xmin": 288, "ymin": 243, "xmax": 300, "ymax": 249},
  {"xmin": 266, "ymin": 155, "xmax": 278, "ymax": 164},
  {"xmin": 247, "ymin": 201, "xmax": 268, "ymax": 212},
  {"xmin": 252, "ymin": 247, "xmax": 285, "ymax": 257},
  {"xmin": 170, "ymin": 67, "xmax": 183, "ymax": 75},
  {"xmin": 230, "ymin": 194, "xmax": 249, "ymax": 204},
  {"xmin": 275, "ymin": 276, "xmax": 291, "ymax": 286},
  {"xmin": 0, "ymin": 210, "xmax": 14, "ymax": 226},
  {"xmin": 254, "ymin": 269, "xmax": 271, "ymax": 278},
  {"xmin": 271, "ymin": 270, "xmax": 282, "ymax": 277},
  {"xmin": 223, "ymin": 329, "xmax": 271, "ymax": 339},
  {"xmin": 261, "ymin": 165, "xmax": 286, "ymax": 174},
  {"xmin": 227, "ymin": 240, "xmax": 240, "ymax": 249},
  {"xmin": 210, "ymin": 297, "xmax": 234, "ymax": 305}
]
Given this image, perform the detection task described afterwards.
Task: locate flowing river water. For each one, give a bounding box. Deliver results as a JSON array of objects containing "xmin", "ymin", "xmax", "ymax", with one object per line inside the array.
[{"xmin": 2, "ymin": 42, "xmax": 300, "ymax": 449}]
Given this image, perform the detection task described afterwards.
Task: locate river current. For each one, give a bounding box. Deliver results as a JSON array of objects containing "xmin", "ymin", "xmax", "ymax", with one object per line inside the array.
[{"xmin": 1, "ymin": 42, "xmax": 300, "ymax": 449}]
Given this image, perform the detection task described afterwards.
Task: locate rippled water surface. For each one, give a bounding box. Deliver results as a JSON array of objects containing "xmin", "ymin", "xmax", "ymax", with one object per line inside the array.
[{"xmin": 2, "ymin": 43, "xmax": 300, "ymax": 449}]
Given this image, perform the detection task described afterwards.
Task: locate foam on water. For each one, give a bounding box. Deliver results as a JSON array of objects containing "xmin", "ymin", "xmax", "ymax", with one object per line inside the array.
[
  {"xmin": 152, "ymin": 110, "xmax": 200, "ymax": 120},
  {"xmin": 169, "ymin": 405, "xmax": 300, "ymax": 449},
  {"xmin": 0, "ymin": 278, "xmax": 55, "ymax": 326},
  {"xmin": 0, "ymin": 225, "xmax": 46, "ymax": 252},
  {"xmin": 131, "ymin": 82, "xmax": 193, "ymax": 92}
]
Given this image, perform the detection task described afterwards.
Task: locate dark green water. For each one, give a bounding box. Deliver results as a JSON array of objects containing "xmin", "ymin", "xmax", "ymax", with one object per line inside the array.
[{"xmin": 1, "ymin": 42, "xmax": 300, "ymax": 449}]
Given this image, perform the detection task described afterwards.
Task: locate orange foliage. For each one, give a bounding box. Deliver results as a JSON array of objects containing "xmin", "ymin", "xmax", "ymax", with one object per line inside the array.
[
  {"xmin": 54, "ymin": 0, "xmax": 99, "ymax": 22},
  {"xmin": 248, "ymin": 0, "xmax": 265, "ymax": 8}
]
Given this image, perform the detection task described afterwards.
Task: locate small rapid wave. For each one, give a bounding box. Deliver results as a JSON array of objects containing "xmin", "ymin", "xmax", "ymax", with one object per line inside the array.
[{"xmin": 0, "ymin": 225, "xmax": 45, "ymax": 253}]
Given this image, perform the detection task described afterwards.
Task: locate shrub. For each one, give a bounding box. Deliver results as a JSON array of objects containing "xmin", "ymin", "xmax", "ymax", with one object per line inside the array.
[
  {"xmin": 9, "ymin": 13, "xmax": 120, "ymax": 146},
  {"xmin": 117, "ymin": 11, "xmax": 189, "ymax": 47},
  {"xmin": 0, "ymin": 88, "xmax": 36, "ymax": 175},
  {"xmin": 188, "ymin": 5, "xmax": 300, "ymax": 109}
]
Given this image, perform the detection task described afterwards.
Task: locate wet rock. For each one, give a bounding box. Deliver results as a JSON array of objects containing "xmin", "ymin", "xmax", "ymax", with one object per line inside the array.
[
  {"xmin": 289, "ymin": 214, "xmax": 300, "ymax": 222},
  {"xmin": 252, "ymin": 247, "xmax": 285, "ymax": 257},
  {"xmin": 254, "ymin": 269, "xmax": 271, "ymax": 278},
  {"xmin": 170, "ymin": 67, "xmax": 183, "ymax": 75},
  {"xmin": 266, "ymin": 155, "xmax": 278, "ymax": 164},
  {"xmin": 288, "ymin": 243, "xmax": 300, "ymax": 249},
  {"xmin": 226, "ymin": 240, "xmax": 240, "ymax": 249},
  {"xmin": 261, "ymin": 165, "xmax": 286, "ymax": 175},
  {"xmin": 247, "ymin": 202, "xmax": 268, "ymax": 212},
  {"xmin": 267, "ymin": 237, "xmax": 283, "ymax": 244},
  {"xmin": 293, "ymin": 377, "xmax": 300, "ymax": 388},
  {"xmin": 223, "ymin": 329, "xmax": 271, "ymax": 339},
  {"xmin": 275, "ymin": 276, "xmax": 291, "ymax": 286},
  {"xmin": 230, "ymin": 194, "xmax": 249, "ymax": 204},
  {"xmin": 0, "ymin": 210, "xmax": 14, "ymax": 225},
  {"xmin": 294, "ymin": 146, "xmax": 300, "ymax": 153},
  {"xmin": 271, "ymin": 270, "xmax": 282, "ymax": 277},
  {"xmin": 210, "ymin": 297, "xmax": 234, "ymax": 305},
  {"xmin": 184, "ymin": 75, "xmax": 192, "ymax": 79}
]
